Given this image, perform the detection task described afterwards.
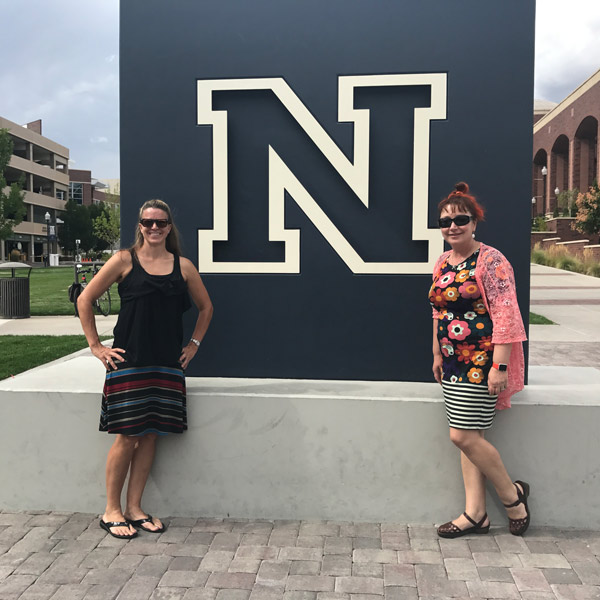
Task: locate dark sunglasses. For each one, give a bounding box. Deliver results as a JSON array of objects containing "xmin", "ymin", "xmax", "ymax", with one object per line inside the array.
[
  {"xmin": 139, "ymin": 219, "xmax": 170, "ymax": 229},
  {"xmin": 438, "ymin": 215, "xmax": 472, "ymax": 228}
]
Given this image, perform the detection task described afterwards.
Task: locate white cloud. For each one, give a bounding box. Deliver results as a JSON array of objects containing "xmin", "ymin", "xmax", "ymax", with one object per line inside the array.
[
  {"xmin": 535, "ymin": 0, "xmax": 600, "ymax": 101},
  {"xmin": 90, "ymin": 136, "xmax": 109, "ymax": 144},
  {"xmin": 31, "ymin": 75, "xmax": 118, "ymax": 117}
]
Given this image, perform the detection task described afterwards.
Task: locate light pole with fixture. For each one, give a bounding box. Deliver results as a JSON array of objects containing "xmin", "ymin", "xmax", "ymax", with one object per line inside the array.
[
  {"xmin": 44, "ymin": 211, "xmax": 51, "ymax": 267},
  {"xmin": 541, "ymin": 165, "xmax": 547, "ymax": 214},
  {"xmin": 533, "ymin": 165, "xmax": 547, "ymax": 217}
]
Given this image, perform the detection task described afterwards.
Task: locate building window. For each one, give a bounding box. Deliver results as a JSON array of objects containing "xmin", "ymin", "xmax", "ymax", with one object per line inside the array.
[
  {"xmin": 69, "ymin": 182, "xmax": 83, "ymax": 205},
  {"xmin": 56, "ymin": 190, "xmax": 65, "ymax": 201}
]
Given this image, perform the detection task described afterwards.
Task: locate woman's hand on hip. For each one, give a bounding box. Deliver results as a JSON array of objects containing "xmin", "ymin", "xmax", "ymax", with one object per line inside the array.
[
  {"xmin": 91, "ymin": 343, "xmax": 126, "ymax": 371},
  {"xmin": 179, "ymin": 342, "xmax": 199, "ymax": 370},
  {"xmin": 488, "ymin": 367, "xmax": 508, "ymax": 395},
  {"xmin": 432, "ymin": 354, "xmax": 443, "ymax": 384}
]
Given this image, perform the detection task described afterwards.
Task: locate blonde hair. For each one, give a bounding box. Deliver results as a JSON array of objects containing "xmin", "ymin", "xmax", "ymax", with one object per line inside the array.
[{"xmin": 132, "ymin": 199, "xmax": 183, "ymax": 256}]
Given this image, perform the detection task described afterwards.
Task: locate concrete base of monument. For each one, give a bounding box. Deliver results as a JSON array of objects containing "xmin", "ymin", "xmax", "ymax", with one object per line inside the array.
[{"xmin": 1, "ymin": 349, "xmax": 599, "ymax": 528}]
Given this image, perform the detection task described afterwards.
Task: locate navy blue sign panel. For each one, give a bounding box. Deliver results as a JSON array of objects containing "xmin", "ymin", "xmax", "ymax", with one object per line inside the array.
[{"xmin": 120, "ymin": 1, "xmax": 534, "ymax": 381}]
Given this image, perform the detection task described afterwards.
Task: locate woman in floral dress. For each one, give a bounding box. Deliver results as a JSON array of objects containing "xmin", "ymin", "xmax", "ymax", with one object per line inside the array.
[{"xmin": 429, "ymin": 182, "xmax": 530, "ymax": 537}]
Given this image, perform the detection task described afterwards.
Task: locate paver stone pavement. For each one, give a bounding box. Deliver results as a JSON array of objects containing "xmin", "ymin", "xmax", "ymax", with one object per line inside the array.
[{"xmin": 0, "ymin": 513, "xmax": 600, "ymax": 600}]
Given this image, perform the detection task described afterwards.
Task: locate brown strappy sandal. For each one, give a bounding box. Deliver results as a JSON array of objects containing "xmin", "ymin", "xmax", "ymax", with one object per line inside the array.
[
  {"xmin": 503, "ymin": 480, "xmax": 530, "ymax": 536},
  {"xmin": 437, "ymin": 512, "xmax": 490, "ymax": 539}
]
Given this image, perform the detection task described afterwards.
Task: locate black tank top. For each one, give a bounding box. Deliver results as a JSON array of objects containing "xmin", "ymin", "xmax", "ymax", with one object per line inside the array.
[{"xmin": 112, "ymin": 250, "xmax": 191, "ymax": 367}]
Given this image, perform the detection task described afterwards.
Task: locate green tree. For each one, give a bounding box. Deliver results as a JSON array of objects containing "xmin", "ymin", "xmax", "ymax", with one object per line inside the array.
[
  {"xmin": 93, "ymin": 203, "xmax": 120, "ymax": 251},
  {"xmin": 531, "ymin": 216, "xmax": 547, "ymax": 232},
  {"xmin": 88, "ymin": 202, "xmax": 109, "ymax": 252},
  {"xmin": 0, "ymin": 128, "xmax": 26, "ymax": 243},
  {"xmin": 573, "ymin": 181, "xmax": 600, "ymax": 237},
  {"xmin": 557, "ymin": 189, "xmax": 579, "ymax": 217},
  {"xmin": 58, "ymin": 199, "xmax": 95, "ymax": 255}
]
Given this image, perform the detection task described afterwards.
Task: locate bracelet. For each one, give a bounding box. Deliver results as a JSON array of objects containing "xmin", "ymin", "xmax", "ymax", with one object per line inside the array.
[{"xmin": 190, "ymin": 338, "xmax": 201, "ymax": 347}]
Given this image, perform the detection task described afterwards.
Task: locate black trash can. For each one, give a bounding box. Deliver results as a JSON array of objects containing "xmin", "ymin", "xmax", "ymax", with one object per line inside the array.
[{"xmin": 0, "ymin": 262, "xmax": 32, "ymax": 319}]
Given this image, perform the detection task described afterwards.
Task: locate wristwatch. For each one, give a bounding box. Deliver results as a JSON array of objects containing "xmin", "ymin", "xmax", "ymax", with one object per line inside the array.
[
  {"xmin": 492, "ymin": 362, "xmax": 508, "ymax": 372},
  {"xmin": 190, "ymin": 338, "xmax": 201, "ymax": 347}
]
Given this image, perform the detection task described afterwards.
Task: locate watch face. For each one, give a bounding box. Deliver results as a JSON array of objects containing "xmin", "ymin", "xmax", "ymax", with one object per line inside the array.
[{"xmin": 498, "ymin": 364, "xmax": 508, "ymax": 372}]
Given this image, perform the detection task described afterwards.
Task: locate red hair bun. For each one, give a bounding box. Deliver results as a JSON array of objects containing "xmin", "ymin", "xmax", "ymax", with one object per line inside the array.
[{"xmin": 454, "ymin": 182, "xmax": 469, "ymax": 195}]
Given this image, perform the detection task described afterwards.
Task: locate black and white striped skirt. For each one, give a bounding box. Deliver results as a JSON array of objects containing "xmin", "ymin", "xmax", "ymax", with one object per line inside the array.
[{"xmin": 441, "ymin": 381, "xmax": 498, "ymax": 430}]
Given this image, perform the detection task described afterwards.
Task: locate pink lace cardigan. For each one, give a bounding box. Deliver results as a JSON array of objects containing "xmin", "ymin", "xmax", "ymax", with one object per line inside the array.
[{"xmin": 432, "ymin": 243, "xmax": 527, "ymax": 409}]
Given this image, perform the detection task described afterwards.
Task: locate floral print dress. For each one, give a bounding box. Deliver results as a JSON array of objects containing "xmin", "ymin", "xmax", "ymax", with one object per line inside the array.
[{"xmin": 429, "ymin": 249, "xmax": 498, "ymax": 429}]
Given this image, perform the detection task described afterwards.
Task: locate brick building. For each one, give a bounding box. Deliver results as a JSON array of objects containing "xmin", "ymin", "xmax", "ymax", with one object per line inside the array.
[
  {"xmin": 532, "ymin": 69, "xmax": 599, "ymax": 217},
  {"xmin": 69, "ymin": 169, "xmax": 107, "ymax": 207}
]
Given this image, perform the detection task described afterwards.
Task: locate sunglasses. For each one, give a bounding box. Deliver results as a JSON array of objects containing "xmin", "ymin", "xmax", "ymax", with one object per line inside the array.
[
  {"xmin": 139, "ymin": 219, "xmax": 170, "ymax": 229},
  {"xmin": 438, "ymin": 215, "xmax": 472, "ymax": 228}
]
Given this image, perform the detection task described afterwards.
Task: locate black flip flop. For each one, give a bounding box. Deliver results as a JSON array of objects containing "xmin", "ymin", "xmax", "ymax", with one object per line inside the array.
[
  {"xmin": 99, "ymin": 519, "xmax": 137, "ymax": 539},
  {"xmin": 127, "ymin": 514, "xmax": 165, "ymax": 533}
]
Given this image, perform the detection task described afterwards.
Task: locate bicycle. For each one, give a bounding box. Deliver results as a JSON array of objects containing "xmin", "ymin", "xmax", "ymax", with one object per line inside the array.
[{"xmin": 69, "ymin": 262, "xmax": 112, "ymax": 317}]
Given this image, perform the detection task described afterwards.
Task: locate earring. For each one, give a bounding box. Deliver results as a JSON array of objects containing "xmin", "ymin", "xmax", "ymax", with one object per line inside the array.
[{"xmin": 472, "ymin": 233, "xmax": 476, "ymax": 239}]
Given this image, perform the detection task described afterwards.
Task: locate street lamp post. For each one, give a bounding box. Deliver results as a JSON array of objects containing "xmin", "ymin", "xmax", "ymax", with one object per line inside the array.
[
  {"xmin": 531, "ymin": 197, "xmax": 536, "ymax": 223},
  {"xmin": 554, "ymin": 187, "xmax": 560, "ymax": 215},
  {"xmin": 541, "ymin": 166, "xmax": 547, "ymax": 214},
  {"xmin": 44, "ymin": 211, "xmax": 51, "ymax": 267}
]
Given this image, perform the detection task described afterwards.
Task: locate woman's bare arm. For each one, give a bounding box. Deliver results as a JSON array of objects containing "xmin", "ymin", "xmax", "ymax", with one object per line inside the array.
[
  {"xmin": 77, "ymin": 251, "xmax": 131, "ymax": 369},
  {"xmin": 178, "ymin": 257, "xmax": 214, "ymax": 369}
]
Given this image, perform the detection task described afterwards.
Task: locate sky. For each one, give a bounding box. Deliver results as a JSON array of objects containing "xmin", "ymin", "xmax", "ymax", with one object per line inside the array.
[{"xmin": 1, "ymin": 1, "xmax": 599, "ymax": 180}]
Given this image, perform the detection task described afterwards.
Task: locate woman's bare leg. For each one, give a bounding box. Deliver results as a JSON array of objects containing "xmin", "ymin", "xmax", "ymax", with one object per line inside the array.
[
  {"xmin": 103, "ymin": 434, "xmax": 137, "ymax": 537},
  {"xmin": 450, "ymin": 428, "xmax": 527, "ymax": 521},
  {"xmin": 448, "ymin": 433, "xmax": 489, "ymax": 529},
  {"xmin": 124, "ymin": 433, "xmax": 163, "ymax": 531}
]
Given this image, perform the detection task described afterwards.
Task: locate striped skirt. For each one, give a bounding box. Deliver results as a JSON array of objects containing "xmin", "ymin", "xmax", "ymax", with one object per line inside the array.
[
  {"xmin": 441, "ymin": 381, "xmax": 497, "ymax": 430},
  {"xmin": 100, "ymin": 365, "xmax": 187, "ymax": 436}
]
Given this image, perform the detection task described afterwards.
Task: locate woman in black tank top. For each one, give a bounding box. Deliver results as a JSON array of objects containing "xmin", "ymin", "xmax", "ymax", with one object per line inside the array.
[{"xmin": 77, "ymin": 199, "xmax": 213, "ymax": 539}]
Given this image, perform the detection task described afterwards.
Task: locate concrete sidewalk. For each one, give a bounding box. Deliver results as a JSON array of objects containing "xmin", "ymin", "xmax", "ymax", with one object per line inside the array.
[
  {"xmin": 528, "ymin": 263, "xmax": 600, "ymax": 369},
  {"xmin": 0, "ymin": 315, "xmax": 117, "ymax": 337}
]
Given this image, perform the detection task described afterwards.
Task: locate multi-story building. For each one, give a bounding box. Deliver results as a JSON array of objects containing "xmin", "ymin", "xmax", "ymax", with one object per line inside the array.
[
  {"xmin": 1, "ymin": 116, "xmax": 69, "ymax": 262},
  {"xmin": 68, "ymin": 168, "xmax": 110, "ymax": 207},
  {"xmin": 532, "ymin": 69, "xmax": 599, "ymax": 217}
]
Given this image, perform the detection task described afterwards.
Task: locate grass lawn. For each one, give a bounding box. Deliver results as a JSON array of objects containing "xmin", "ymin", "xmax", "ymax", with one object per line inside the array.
[
  {"xmin": 0, "ymin": 335, "xmax": 111, "ymax": 381},
  {"xmin": 0, "ymin": 266, "xmax": 120, "ymax": 316},
  {"xmin": 530, "ymin": 312, "xmax": 555, "ymax": 325}
]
